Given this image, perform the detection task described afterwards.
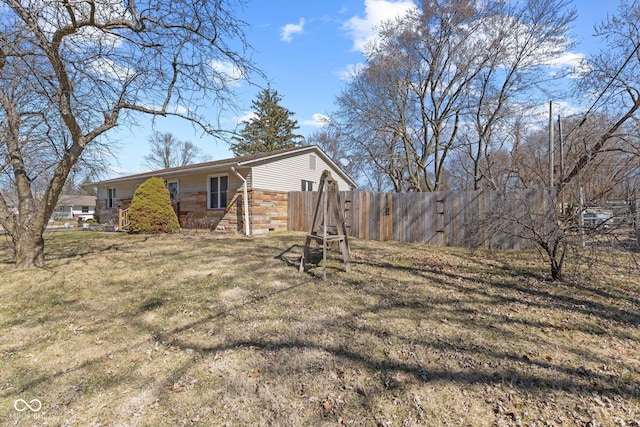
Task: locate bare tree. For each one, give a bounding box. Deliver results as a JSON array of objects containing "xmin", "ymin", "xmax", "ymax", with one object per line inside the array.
[
  {"xmin": 559, "ymin": 1, "xmax": 640, "ymax": 192},
  {"xmin": 0, "ymin": 0, "xmax": 258, "ymax": 268},
  {"xmin": 143, "ymin": 132, "xmax": 202, "ymax": 170},
  {"xmin": 331, "ymin": 0, "xmax": 575, "ymax": 193},
  {"xmin": 465, "ymin": 0, "xmax": 576, "ymax": 190},
  {"xmin": 483, "ymin": 188, "xmax": 568, "ymax": 280}
]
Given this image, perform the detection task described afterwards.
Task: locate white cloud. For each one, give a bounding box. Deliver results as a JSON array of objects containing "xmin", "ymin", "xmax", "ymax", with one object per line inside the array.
[
  {"xmin": 88, "ymin": 57, "xmax": 131, "ymax": 81},
  {"xmin": 343, "ymin": 0, "xmax": 416, "ymax": 52},
  {"xmin": 546, "ymin": 52, "xmax": 590, "ymax": 78},
  {"xmin": 169, "ymin": 104, "xmax": 189, "ymax": 115},
  {"xmin": 302, "ymin": 113, "xmax": 331, "ymax": 127},
  {"xmin": 234, "ymin": 111, "xmax": 257, "ymax": 125},
  {"xmin": 210, "ymin": 60, "xmax": 245, "ymax": 87},
  {"xmin": 281, "ymin": 18, "xmax": 306, "ymax": 43},
  {"xmin": 335, "ymin": 62, "xmax": 367, "ymax": 82}
]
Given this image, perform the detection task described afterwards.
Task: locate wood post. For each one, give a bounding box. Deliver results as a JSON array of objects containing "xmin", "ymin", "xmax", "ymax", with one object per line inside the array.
[{"xmin": 118, "ymin": 208, "xmax": 129, "ymax": 231}]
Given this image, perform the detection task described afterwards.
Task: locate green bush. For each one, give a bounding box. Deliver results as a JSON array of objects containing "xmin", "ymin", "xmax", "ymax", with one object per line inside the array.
[{"xmin": 128, "ymin": 177, "xmax": 180, "ymax": 234}]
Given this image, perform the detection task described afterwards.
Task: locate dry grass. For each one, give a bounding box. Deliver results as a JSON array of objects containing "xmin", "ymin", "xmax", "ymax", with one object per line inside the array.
[{"xmin": 1, "ymin": 230, "xmax": 639, "ymax": 426}]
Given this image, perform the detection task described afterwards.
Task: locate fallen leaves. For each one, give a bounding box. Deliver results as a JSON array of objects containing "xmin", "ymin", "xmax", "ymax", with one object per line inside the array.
[
  {"xmin": 167, "ymin": 382, "xmax": 186, "ymax": 393},
  {"xmin": 2, "ymin": 232, "xmax": 639, "ymax": 425},
  {"xmin": 167, "ymin": 378, "xmax": 198, "ymax": 393}
]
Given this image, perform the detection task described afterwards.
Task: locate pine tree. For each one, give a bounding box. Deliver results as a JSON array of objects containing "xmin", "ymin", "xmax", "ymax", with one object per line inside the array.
[{"xmin": 231, "ymin": 88, "xmax": 303, "ymax": 156}]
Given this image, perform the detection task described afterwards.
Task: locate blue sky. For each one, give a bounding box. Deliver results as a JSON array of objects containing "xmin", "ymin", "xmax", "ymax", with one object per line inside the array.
[{"xmin": 104, "ymin": 0, "xmax": 620, "ymax": 178}]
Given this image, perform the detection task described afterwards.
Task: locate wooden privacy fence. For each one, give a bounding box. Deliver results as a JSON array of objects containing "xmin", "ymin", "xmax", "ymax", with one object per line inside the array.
[{"xmin": 288, "ymin": 189, "xmax": 555, "ymax": 250}]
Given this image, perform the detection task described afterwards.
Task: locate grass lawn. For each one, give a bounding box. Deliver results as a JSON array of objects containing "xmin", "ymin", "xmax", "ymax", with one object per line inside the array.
[{"xmin": 1, "ymin": 230, "xmax": 639, "ymax": 426}]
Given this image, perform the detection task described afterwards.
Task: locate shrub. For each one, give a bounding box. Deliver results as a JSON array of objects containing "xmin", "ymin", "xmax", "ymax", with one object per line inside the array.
[{"xmin": 128, "ymin": 177, "xmax": 180, "ymax": 234}]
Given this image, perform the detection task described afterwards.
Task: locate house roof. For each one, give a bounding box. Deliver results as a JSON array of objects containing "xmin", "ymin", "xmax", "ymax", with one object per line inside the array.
[
  {"xmin": 57, "ymin": 195, "xmax": 97, "ymax": 206},
  {"xmin": 1, "ymin": 192, "xmax": 96, "ymax": 208},
  {"xmin": 93, "ymin": 145, "xmax": 357, "ymax": 188}
]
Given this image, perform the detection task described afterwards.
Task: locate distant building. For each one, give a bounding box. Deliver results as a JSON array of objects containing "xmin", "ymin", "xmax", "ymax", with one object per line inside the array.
[{"xmin": 52, "ymin": 195, "xmax": 97, "ymax": 221}]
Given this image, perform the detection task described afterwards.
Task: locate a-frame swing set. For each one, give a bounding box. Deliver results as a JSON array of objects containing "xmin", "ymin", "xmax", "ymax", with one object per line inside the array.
[{"xmin": 299, "ymin": 170, "xmax": 350, "ymax": 280}]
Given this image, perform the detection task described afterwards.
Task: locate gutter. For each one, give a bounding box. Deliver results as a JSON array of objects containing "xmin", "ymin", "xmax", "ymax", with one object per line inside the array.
[{"xmin": 230, "ymin": 166, "xmax": 251, "ymax": 236}]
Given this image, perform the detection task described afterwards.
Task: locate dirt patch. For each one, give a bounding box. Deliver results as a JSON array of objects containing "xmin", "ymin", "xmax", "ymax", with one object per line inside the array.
[{"xmin": 220, "ymin": 286, "xmax": 250, "ymax": 302}]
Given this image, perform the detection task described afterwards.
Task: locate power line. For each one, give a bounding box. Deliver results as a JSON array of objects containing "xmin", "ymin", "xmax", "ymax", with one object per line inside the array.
[{"xmin": 564, "ymin": 40, "xmax": 640, "ymax": 140}]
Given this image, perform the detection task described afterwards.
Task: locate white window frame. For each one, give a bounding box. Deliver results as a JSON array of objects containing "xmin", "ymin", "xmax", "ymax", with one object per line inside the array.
[
  {"xmin": 107, "ymin": 188, "xmax": 116, "ymax": 209},
  {"xmin": 207, "ymin": 174, "xmax": 229, "ymax": 209},
  {"xmin": 301, "ymin": 179, "xmax": 314, "ymax": 191}
]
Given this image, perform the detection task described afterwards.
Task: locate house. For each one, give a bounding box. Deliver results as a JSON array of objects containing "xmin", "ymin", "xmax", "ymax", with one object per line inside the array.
[
  {"xmin": 93, "ymin": 145, "xmax": 357, "ymax": 235},
  {"xmin": 0, "ymin": 192, "xmax": 95, "ymax": 221},
  {"xmin": 52, "ymin": 195, "xmax": 97, "ymax": 221}
]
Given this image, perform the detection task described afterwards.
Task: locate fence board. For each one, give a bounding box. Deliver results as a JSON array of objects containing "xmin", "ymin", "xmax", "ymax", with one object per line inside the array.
[{"xmin": 287, "ymin": 189, "xmax": 555, "ymax": 250}]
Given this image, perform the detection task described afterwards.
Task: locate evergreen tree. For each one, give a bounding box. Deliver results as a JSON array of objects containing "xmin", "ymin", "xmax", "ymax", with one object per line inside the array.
[
  {"xmin": 231, "ymin": 88, "xmax": 303, "ymax": 156},
  {"xmin": 128, "ymin": 177, "xmax": 180, "ymax": 234}
]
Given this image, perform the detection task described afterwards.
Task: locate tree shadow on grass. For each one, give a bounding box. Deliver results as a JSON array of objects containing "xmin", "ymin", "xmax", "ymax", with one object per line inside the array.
[
  {"xmin": 3, "ymin": 233, "xmax": 639, "ymax": 425},
  {"xmin": 135, "ymin": 260, "xmax": 640, "ymax": 402},
  {"xmin": 42, "ymin": 232, "xmax": 149, "ymax": 264}
]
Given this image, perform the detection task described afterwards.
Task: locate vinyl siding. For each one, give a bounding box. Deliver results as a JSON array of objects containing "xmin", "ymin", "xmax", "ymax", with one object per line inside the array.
[
  {"xmin": 251, "ymin": 153, "xmax": 352, "ymax": 192},
  {"xmin": 97, "ymin": 181, "xmax": 139, "ymax": 206},
  {"xmin": 97, "ymin": 170, "xmax": 247, "ymax": 205}
]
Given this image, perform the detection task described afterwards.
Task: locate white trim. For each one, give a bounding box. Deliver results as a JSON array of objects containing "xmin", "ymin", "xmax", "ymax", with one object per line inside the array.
[
  {"xmin": 107, "ymin": 188, "xmax": 116, "ymax": 208},
  {"xmin": 231, "ymin": 167, "xmax": 250, "ymax": 236},
  {"xmin": 93, "ymin": 146, "xmax": 357, "ymax": 190},
  {"xmin": 207, "ymin": 174, "xmax": 229, "ymax": 209}
]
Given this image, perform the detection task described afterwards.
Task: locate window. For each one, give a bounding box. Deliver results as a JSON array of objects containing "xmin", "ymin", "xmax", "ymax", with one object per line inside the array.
[
  {"xmin": 208, "ymin": 175, "xmax": 228, "ymax": 209},
  {"xmin": 167, "ymin": 181, "xmax": 179, "ymax": 203},
  {"xmin": 301, "ymin": 180, "xmax": 314, "ymax": 191},
  {"xmin": 107, "ymin": 188, "xmax": 116, "ymax": 208},
  {"xmin": 81, "ymin": 206, "xmax": 90, "ymax": 213},
  {"xmin": 309, "ymin": 154, "xmax": 317, "ymax": 171}
]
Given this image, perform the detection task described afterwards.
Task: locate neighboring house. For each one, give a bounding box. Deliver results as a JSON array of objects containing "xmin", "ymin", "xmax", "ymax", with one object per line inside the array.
[
  {"xmin": 93, "ymin": 145, "xmax": 357, "ymax": 235},
  {"xmin": 0, "ymin": 192, "xmax": 96, "ymax": 221},
  {"xmin": 53, "ymin": 195, "xmax": 97, "ymax": 221}
]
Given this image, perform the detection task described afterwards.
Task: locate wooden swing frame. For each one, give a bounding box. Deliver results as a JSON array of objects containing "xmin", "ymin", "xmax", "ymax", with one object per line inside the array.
[{"xmin": 299, "ymin": 170, "xmax": 350, "ymax": 279}]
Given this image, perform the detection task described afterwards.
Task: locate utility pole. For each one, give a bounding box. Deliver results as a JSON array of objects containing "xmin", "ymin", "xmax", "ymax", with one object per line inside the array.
[
  {"xmin": 579, "ymin": 187, "xmax": 585, "ymax": 248},
  {"xmin": 548, "ymin": 101, "xmax": 554, "ymax": 189},
  {"xmin": 558, "ymin": 114, "xmax": 564, "ymax": 214},
  {"xmin": 633, "ymin": 191, "xmax": 640, "ymax": 248},
  {"xmin": 558, "ymin": 115, "xmax": 564, "ymax": 180}
]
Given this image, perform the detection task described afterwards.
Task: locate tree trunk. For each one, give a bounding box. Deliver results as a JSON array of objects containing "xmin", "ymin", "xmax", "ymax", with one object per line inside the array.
[
  {"xmin": 13, "ymin": 229, "xmax": 46, "ymax": 269},
  {"xmin": 550, "ymin": 258, "xmax": 563, "ymax": 281},
  {"xmin": 539, "ymin": 238, "xmax": 565, "ymax": 281}
]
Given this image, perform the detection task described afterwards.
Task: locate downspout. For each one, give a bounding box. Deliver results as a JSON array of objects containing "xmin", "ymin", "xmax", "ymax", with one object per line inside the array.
[{"xmin": 231, "ymin": 166, "xmax": 250, "ymax": 236}]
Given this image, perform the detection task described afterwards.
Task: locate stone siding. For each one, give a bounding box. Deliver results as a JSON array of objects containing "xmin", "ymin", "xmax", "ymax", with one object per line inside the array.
[
  {"xmin": 249, "ymin": 190, "xmax": 289, "ymax": 235},
  {"xmin": 98, "ymin": 189, "xmax": 289, "ymax": 235},
  {"xmin": 178, "ymin": 191, "xmax": 243, "ymax": 232},
  {"xmin": 177, "ymin": 189, "xmax": 288, "ymax": 234}
]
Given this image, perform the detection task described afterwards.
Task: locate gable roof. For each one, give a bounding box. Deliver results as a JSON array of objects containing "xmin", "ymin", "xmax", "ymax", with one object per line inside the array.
[
  {"xmin": 57, "ymin": 195, "xmax": 97, "ymax": 206},
  {"xmin": 94, "ymin": 145, "xmax": 357, "ymax": 188}
]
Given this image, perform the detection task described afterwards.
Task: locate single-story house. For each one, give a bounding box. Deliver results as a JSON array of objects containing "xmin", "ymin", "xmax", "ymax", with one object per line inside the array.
[
  {"xmin": 0, "ymin": 192, "xmax": 96, "ymax": 222},
  {"xmin": 52, "ymin": 195, "xmax": 97, "ymax": 221},
  {"xmin": 93, "ymin": 145, "xmax": 357, "ymax": 235}
]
